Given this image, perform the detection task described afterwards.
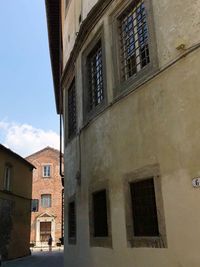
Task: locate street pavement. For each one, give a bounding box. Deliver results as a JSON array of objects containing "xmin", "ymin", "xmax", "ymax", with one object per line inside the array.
[{"xmin": 3, "ymin": 251, "xmax": 64, "ymax": 267}]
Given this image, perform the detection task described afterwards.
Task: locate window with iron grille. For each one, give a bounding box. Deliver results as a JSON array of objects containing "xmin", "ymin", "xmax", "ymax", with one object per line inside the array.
[
  {"xmin": 130, "ymin": 178, "xmax": 159, "ymax": 236},
  {"xmin": 68, "ymin": 79, "xmax": 77, "ymax": 139},
  {"xmin": 118, "ymin": 0, "xmax": 150, "ymax": 81},
  {"xmin": 92, "ymin": 190, "xmax": 108, "ymax": 237},
  {"xmin": 41, "ymin": 194, "xmax": 51, "ymax": 208},
  {"xmin": 86, "ymin": 40, "xmax": 104, "ymax": 113},
  {"xmin": 68, "ymin": 201, "xmax": 76, "ymax": 243}
]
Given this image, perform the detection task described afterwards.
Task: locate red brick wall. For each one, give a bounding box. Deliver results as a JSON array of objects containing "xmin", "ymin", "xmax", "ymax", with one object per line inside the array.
[{"xmin": 26, "ymin": 147, "xmax": 63, "ymax": 245}]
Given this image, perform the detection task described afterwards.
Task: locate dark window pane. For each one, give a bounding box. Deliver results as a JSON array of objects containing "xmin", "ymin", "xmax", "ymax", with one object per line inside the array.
[
  {"xmin": 68, "ymin": 201, "xmax": 76, "ymax": 239},
  {"xmin": 130, "ymin": 178, "xmax": 159, "ymax": 236},
  {"xmin": 92, "ymin": 190, "xmax": 108, "ymax": 237},
  {"xmin": 31, "ymin": 199, "xmax": 39, "ymax": 212}
]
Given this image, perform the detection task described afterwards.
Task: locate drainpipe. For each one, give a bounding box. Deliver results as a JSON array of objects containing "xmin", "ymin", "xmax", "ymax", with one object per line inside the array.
[
  {"xmin": 60, "ymin": 114, "xmax": 64, "ymax": 182},
  {"xmin": 59, "ymin": 0, "xmax": 64, "ymax": 246}
]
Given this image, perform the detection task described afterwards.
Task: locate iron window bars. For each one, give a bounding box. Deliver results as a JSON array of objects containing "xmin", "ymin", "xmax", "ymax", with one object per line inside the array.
[
  {"xmin": 87, "ymin": 40, "xmax": 104, "ymax": 113},
  {"xmin": 68, "ymin": 79, "xmax": 77, "ymax": 139},
  {"xmin": 119, "ymin": 0, "xmax": 150, "ymax": 81},
  {"xmin": 130, "ymin": 178, "xmax": 159, "ymax": 237}
]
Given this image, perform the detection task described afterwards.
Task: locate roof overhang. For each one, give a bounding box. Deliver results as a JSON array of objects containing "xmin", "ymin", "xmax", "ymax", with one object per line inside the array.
[
  {"xmin": 0, "ymin": 144, "xmax": 35, "ymax": 170},
  {"xmin": 45, "ymin": 0, "xmax": 62, "ymax": 114}
]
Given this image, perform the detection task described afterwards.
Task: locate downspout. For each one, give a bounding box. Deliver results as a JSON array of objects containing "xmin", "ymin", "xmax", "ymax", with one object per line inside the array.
[
  {"xmin": 59, "ymin": 0, "xmax": 64, "ymax": 245},
  {"xmin": 60, "ymin": 114, "xmax": 64, "ymax": 182}
]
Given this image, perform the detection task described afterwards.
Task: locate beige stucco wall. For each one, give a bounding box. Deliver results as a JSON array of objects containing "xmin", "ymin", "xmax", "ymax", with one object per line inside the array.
[
  {"xmin": 62, "ymin": 0, "xmax": 200, "ymax": 267},
  {"xmin": 0, "ymin": 152, "xmax": 32, "ymax": 199},
  {"xmin": 0, "ymin": 149, "xmax": 33, "ymax": 260},
  {"xmin": 64, "ymin": 48, "xmax": 200, "ymax": 267}
]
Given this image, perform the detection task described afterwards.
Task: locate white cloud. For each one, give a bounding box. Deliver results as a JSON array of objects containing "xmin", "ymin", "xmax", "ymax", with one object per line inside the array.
[{"xmin": 0, "ymin": 120, "xmax": 60, "ymax": 157}]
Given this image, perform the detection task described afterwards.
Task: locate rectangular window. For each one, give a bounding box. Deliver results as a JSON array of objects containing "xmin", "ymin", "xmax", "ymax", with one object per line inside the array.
[
  {"xmin": 4, "ymin": 164, "xmax": 12, "ymax": 191},
  {"xmin": 130, "ymin": 178, "xmax": 159, "ymax": 236},
  {"xmin": 87, "ymin": 40, "xmax": 104, "ymax": 113},
  {"xmin": 68, "ymin": 79, "xmax": 77, "ymax": 139},
  {"xmin": 41, "ymin": 194, "xmax": 51, "ymax": 208},
  {"xmin": 118, "ymin": 0, "xmax": 150, "ymax": 81},
  {"xmin": 31, "ymin": 199, "xmax": 39, "ymax": 212},
  {"xmin": 68, "ymin": 201, "xmax": 76, "ymax": 244},
  {"xmin": 43, "ymin": 165, "xmax": 51, "ymax": 177},
  {"xmin": 124, "ymin": 166, "xmax": 167, "ymax": 248},
  {"xmin": 92, "ymin": 190, "xmax": 108, "ymax": 237}
]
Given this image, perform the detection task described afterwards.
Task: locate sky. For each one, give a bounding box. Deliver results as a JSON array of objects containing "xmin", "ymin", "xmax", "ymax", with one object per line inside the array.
[{"xmin": 0, "ymin": 1, "xmax": 60, "ymax": 157}]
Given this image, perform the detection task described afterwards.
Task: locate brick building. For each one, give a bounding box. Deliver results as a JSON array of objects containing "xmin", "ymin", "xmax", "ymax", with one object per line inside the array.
[{"xmin": 26, "ymin": 147, "xmax": 63, "ymax": 247}]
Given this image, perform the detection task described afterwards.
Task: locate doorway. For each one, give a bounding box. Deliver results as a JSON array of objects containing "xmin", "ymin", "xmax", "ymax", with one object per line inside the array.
[{"xmin": 40, "ymin": 222, "xmax": 51, "ymax": 242}]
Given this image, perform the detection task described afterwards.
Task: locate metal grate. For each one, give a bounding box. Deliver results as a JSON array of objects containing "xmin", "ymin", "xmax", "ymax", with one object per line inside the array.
[
  {"xmin": 130, "ymin": 178, "xmax": 159, "ymax": 237},
  {"xmin": 68, "ymin": 201, "xmax": 76, "ymax": 239},
  {"xmin": 92, "ymin": 190, "xmax": 108, "ymax": 237},
  {"xmin": 68, "ymin": 79, "xmax": 77, "ymax": 138},
  {"xmin": 119, "ymin": 0, "xmax": 150, "ymax": 81},
  {"xmin": 87, "ymin": 40, "xmax": 104, "ymax": 112}
]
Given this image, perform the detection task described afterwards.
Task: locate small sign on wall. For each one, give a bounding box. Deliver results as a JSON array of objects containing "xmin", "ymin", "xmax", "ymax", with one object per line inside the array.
[{"xmin": 192, "ymin": 178, "xmax": 200, "ymax": 188}]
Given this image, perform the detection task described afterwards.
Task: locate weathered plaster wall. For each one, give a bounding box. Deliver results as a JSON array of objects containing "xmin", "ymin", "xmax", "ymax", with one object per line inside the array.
[
  {"xmin": 64, "ymin": 46, "xmax": 200, "ymax": 267},
  {"xmin": 62, "ymin": 0, "xmax": 200, "ymax": 267}
]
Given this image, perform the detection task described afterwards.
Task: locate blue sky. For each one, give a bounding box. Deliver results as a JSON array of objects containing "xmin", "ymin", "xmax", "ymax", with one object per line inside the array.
[{"xmin": 0, "ymin": 1, "xmax": 60, "ymax": 156}]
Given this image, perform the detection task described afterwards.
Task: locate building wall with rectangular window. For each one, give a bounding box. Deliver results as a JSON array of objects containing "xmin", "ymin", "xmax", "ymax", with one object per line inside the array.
[
  {"xmin": 0, "ymin": 144, "xmax": 34, "ymax": 260},
  {"xmin": 47, "ymin": 0, "xmax": 200, "ymax": 267}
]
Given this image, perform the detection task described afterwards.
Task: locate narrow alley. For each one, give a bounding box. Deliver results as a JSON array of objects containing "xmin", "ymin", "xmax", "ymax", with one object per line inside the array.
[{"xmin": 3, "ymin": 251, "xmax": 64, "ymax": 267}]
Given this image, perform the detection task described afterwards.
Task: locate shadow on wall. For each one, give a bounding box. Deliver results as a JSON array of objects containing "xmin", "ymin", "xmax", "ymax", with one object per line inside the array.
[{"xmin": 0, "ymin": 199, "xmax": 13, "ymax": 261}]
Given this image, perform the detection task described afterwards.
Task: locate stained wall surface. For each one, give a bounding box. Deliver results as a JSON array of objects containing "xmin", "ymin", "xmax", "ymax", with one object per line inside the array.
[{"xmin": 61, "ymin": 0, "xmax": 200, "ymax": 267}]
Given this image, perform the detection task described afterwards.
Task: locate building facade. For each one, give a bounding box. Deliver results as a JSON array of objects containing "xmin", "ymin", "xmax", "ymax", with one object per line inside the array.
[
  {"xmin": 46, "ymin": 0, "xmax": 200, "ymax": 267},
  {"xmin": 26, "ymin": 147, "xmax": 63, "ymax": 247},
  {"xmin": 0, "ymin": 144, "xmax": 34, "ymax": 260}
]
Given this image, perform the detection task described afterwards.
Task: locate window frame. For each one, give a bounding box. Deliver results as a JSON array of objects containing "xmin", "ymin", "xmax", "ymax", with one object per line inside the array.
[
  {"xmin": 68, "ymin": 196, "xmax": 77, "ymax": 245},
  {"xmin": 42, "ymin": 164, "xmax": 51, "ymax": 178},
  {"xmin": 3, "ymin": 163, "xmax": 12, "ymax": 192},
  {"xmin": 89, "ymin": 180, "xmax": 112, "ymax": 248},
  {"xmin": 31, "ymin": 199, "xmax": 39, "ymax": 212},
  {"xmin": 41, "ymin": 194, "xmax": 52, "ymax": 208},
  {"xmin": 111, "ymin": 0, "xmax": 158, "ymax": 97},
  {"xmin": 82, "ymin": 27, "xmax": 107, "ymax": 123},
  {"xmin": 124, "ymin": 164, "xmax": 167, "ymax": 248}
]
